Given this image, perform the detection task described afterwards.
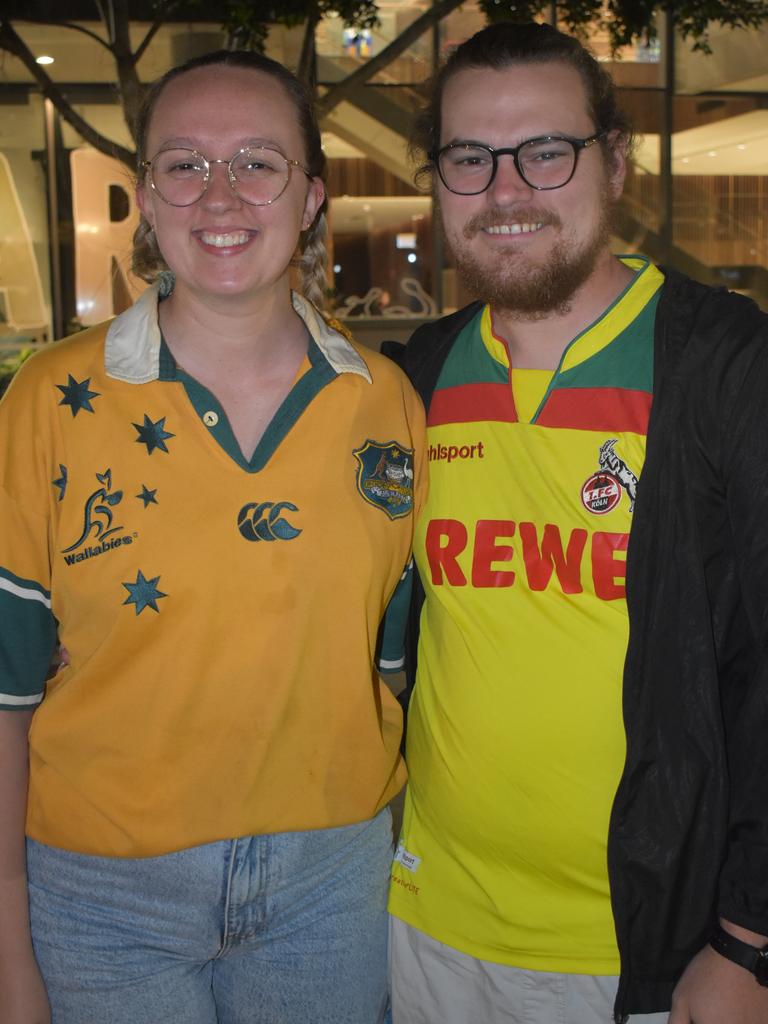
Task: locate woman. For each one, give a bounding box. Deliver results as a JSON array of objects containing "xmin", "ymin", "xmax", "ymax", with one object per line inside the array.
[{"xmin": 0, "ymin": 50, "xmax": 424, "ymax": 1023}]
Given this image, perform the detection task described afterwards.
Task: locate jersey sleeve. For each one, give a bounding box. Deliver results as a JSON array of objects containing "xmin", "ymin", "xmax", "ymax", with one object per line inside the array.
[
  {"xmin": 0, "ymin": 366, "xmax": 58, "ymax": 710},
  {"xmin": 376, "ymin": 368, "xmax": 425, "ymax": 675},
  {"xmin": 377, "ymin": 559, "xmax": 413, "ymax": 674},
  {"xmin": 409, "ymin": 383, "xmax": 428, "ymax": 522}
]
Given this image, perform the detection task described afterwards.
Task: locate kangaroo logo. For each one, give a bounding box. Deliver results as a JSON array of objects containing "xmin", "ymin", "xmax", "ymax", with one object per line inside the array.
[{"xmin": 62, "ymin": 469, "xmax": 124, "ymax": 553}]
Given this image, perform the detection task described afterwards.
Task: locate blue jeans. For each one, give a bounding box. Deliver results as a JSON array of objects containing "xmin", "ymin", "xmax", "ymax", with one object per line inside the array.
[{"xmin": 27, "ymin": 809, "xmax": 392, "ymax": 1023}]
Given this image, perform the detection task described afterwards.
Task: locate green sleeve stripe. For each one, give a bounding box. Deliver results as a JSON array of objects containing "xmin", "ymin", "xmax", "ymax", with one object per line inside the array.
[
  {"xmin": 0, "ymin": 568, "xmax": 51, "ymax": 607},
  {"xmin": 0, "ymin": 691, "xmax": 44, "ymax": 708},
  {"xmin": 377, "ymin": 560, "xmax": 413, "ymax": 674},
  {"xmin": 0, "ymin": 577, "xmax": 52, "ymax": 608},
  {"xmin": 0, "ymin": 588, "xmax": 57, "ymax": 700},
  {"xmin": 379, "ymin": 655, "xmax": 405, "ymax": 671}
]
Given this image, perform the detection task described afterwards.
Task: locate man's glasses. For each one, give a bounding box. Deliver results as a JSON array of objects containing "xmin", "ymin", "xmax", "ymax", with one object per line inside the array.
[
  {"xmin": 141, "ymin": 146, "xmax": 313, "ymax": 207},
  {"xmin": 431, "ymin": 133, "xmax": 605, "ymax": 195}
]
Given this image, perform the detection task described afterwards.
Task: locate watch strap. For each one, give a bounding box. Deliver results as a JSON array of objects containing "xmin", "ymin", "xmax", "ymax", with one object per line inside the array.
[{"xmin": 710, "ymin": 925, "xmax": 768, "ymax": 986}]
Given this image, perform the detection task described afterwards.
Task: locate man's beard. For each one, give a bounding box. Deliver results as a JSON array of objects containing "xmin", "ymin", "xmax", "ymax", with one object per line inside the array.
[{"xmin": 447, "ymin": 197, "xmax": 613, "ymax": 319}]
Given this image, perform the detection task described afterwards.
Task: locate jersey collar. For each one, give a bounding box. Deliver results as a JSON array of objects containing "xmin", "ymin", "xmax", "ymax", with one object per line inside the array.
[
  {"xmin": 480, "ymin": 255, "xmax": 662, "ymax": 371},
  {"xmin": 104, "ymin": 283, "xmax": 372, "ymax": 385}
]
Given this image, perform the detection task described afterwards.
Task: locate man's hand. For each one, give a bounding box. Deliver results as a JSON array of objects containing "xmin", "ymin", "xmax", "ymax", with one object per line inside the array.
[{"xmin": 669, "ymin": 922, "xmax": 768, "ymax": 1024}]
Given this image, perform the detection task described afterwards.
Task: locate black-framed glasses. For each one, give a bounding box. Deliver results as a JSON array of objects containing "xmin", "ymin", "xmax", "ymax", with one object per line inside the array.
[
  {"xmin": 431, "ymin": 133, "xmax": 605, "ymax": 195},
  {"xmin": 141, "ymin": 146, "xmax": 313, "ymax": 207}
]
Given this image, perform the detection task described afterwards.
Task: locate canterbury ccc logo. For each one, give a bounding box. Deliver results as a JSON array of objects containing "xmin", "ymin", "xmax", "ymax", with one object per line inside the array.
[{"xmin": 237, "ymin": 501, "xmax": 301, "ymax": 542}]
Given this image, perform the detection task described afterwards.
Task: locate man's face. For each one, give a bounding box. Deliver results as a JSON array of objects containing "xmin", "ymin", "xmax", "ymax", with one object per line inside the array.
[{"xmin": 437, "ymin": 61, "xmax": 626, "ymax": 317}]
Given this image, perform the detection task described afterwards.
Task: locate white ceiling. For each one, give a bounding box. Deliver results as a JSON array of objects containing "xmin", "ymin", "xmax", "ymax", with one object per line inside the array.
[
  {"xmin": 329, "ymin": 194, "xmax": 430, "ymax": 232},
  {"xmin": 634, "ymin": 110, "xmax": 768, "ymax": 175}
]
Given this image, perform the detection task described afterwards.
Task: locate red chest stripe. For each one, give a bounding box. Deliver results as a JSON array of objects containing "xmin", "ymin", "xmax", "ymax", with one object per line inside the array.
[
  {"xmin": 536, "ymin": 387, "xmax": 652, "ymax": 433},
  {"xmin": 428, "ymin": 382, "xmax": 652, "ymax": 433},
  {"xmin": 428, "ymin": 383, "xmax": 516, "ymax": 427}
]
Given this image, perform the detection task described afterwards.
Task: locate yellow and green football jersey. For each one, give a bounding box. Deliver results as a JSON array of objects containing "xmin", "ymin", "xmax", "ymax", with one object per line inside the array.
[
  {"xmin": 0, "ymin": 287, "xmax": 426, "ymax": 857},
  {"xmin": 390, "ymin": 257, "xmax": 663, "ymax": 973}
]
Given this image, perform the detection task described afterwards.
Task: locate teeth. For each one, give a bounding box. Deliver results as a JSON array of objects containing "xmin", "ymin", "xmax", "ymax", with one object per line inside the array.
[
  {"xmin": 200, "ymin": 231, "xmax": 250, "ymax": 247},
  {"xmin": 485, "ymin": 223, "xmax": 544, "ymax": 235}
]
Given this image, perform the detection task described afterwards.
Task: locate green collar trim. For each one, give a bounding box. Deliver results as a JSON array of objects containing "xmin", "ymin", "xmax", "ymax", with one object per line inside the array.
[
  {"xmin": 159, "ymin": 335, "xmax": 337, "ymax": 472},
  {"xmin": 529, "ymin": 255, "xmax": 659, "ymax": 423}
]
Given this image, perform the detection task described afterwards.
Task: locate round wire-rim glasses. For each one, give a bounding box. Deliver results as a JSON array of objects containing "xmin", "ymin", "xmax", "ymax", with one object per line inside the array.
[
  {"xmin": 431, "ymin": 132, "xmax": 605, "ymax": 195},
  {"xmin": 141, "ymin": 145, "xmax": 313, "ymax": 207}
]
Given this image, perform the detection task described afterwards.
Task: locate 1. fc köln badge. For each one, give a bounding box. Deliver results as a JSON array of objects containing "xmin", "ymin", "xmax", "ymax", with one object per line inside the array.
[{"xmin": 581, "ymin": 439, "xmax": 639, "ymax": 516}]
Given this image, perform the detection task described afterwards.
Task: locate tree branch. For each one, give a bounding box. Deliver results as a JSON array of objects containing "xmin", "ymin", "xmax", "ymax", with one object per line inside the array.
[
  {"xmin": 134, "ymin": 17, "xmax": 165, "ymax": 65},
  {"xmin": 297, "ymin": 10, "xmax": 320, "ymax": 86},
  {"xmin": 0, "ymin": 18, "xmax": 135, "ymax": 169},
  {"xmin": 11, "ymin": 18, "xmax": 114, "ymax": 53},
  {"xmin": 95, "ymin": 0, "xmax": 115, "ymax": 48},
  {"xmin": 316, "ymin": 0, "xmax": 465, "ymax": 119},
  {"xmin": 134, "ymin": 0, "xmax": 183, "ymax": 65},
  {"xmin": 109, "ymin": 0, "xmax": 145, "ymax": 145}
]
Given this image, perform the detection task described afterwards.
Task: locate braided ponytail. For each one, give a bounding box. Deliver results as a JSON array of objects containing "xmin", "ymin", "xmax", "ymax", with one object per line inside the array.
[
  {"xmin": 131, "ymin": 217, "xmax": 167, "ymax": 284},
  {"xmin": 298, "ymin": 211, "xmax": 329, "ymax": 311}
]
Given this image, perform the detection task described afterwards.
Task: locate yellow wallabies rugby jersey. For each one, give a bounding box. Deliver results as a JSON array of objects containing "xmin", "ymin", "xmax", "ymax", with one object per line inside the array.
[
  {"xmin": 390, "ymin": 257, "xmax": 663, "ymax": 973},
  {"xmin": 0, "ymin": 287, "xmax": 425, "ymax": 857}
]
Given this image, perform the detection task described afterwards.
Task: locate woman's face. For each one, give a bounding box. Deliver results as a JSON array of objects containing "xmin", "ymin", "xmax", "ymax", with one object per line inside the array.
[{"xmin": 137, "ymin": 64, "xmax": 325, "ymax": 309}]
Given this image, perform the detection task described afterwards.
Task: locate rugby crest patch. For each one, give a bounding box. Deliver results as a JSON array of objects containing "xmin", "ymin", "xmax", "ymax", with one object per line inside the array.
[{"xmin": 353, "ymin": 440, "xmax": 414, "ymax": 520}]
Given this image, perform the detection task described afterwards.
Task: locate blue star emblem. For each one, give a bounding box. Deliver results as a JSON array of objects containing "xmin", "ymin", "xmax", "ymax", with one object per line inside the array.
[
  {"xmin": 136, "ymin": 485, "xmax": 158, "ymax": 508},
  {"xmin": 122, "ymin": 570, "xmax": 167, "ymax": 615},
  {"xmin": 133, "ymin": 414, "xmax": 175, "ymax": 455},
  {"xmin": 52, "ymin": 464, "xmax": 68, "ymax": 501},
  {"xmin": 56, "ymin": 375, "xmax": 100, "ymax": 416}
]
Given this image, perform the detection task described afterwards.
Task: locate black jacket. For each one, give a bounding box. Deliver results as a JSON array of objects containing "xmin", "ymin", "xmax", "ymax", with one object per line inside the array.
[{"xmin": 384, "ymin": 269, "xmax": 768, "ymax": 1019}]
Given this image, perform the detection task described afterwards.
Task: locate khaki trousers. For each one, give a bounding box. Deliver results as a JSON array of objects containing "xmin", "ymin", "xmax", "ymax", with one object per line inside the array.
[{"xmin": 390, "ymin": 917, "xmax": 670, "ymax": 1024}]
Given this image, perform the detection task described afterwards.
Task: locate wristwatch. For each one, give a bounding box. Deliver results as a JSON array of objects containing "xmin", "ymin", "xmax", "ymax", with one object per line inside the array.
[{"xmin": 710, "ymin": 924, "xmax": 768, "ymax": 987}]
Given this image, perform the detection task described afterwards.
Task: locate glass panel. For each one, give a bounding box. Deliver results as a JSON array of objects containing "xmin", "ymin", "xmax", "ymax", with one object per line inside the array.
[
  {"xmin": 316, "ymin": 2, "xmax": 432, "ymax": 86},
  {"xmin": 327, "ymin": 155, "xmax": 438, "ymax": 330},
  {"xmin": 619, "ymin": 83, "xmax": 768, "ymax": 307},
  {"xmin": 0, "ymin": 93, "xmax": 51, "ymax": 348}
]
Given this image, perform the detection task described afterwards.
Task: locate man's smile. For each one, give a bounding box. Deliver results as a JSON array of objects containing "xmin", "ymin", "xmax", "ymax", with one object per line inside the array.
[{"xmin": 483, "ymin": 222, "xmax": 545, "ymax": 236}]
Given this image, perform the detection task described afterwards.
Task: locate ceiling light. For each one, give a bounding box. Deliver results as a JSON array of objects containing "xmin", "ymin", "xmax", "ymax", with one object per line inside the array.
[
  {"xmin": 737, "ymin": 144, "xmax": 747, "ymax": 151},
  {"xmin": 36, "ymin": 55, "xmax": 54, "ymax": 65},
  {"xmin": 681, "ymin": 157, "xmax": 690, "ymax": 164},
  {"xmin": 707, "ymin": 150, "xmax": 717, "ymax": 157}
]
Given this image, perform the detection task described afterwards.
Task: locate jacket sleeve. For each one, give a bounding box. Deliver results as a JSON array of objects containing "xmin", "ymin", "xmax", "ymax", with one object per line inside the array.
[{"xmin": 710, "ymin": 302, "xmax": 768, "ymax": 933}]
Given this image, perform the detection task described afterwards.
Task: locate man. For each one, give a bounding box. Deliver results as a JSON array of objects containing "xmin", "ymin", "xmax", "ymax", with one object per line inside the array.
[{"xmin": 385, "ymin": 21, "xmax": 768, "ymax": 1024}]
